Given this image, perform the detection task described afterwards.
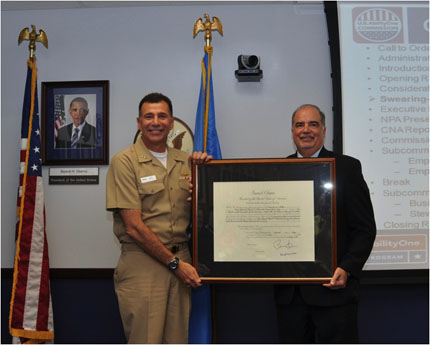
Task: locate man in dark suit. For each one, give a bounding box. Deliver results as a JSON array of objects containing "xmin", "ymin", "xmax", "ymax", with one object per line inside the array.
[
  {"xmin": 56, "ymin": 96, "xmax": 96, "ymax": 148},
  {"xmin": 275, "ymin": 104, "xmax": 376, "ymax": 343}
]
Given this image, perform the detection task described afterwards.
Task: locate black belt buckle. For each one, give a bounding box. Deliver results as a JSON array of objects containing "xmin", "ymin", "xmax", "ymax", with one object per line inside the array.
[{"xmin": 171, "ymin": 245, "xmax": 179, "ymax": 254}]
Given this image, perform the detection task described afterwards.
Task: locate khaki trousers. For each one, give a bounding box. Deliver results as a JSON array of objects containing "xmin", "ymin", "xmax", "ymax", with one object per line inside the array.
[{"xmin": 114, "ymin": 246, "xmax": 191, "ymax": 344}]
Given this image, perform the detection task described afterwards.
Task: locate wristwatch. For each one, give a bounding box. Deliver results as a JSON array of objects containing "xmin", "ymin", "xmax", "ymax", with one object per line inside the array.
[{"xmin": 168, "ymin": 257, "xmax": 179, "ymax": 271}]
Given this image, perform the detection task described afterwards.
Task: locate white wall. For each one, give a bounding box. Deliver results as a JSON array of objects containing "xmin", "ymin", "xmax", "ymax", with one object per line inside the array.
[{"xmin": 1, "ymin": 2, "xmax": 333, "ymax": 268}]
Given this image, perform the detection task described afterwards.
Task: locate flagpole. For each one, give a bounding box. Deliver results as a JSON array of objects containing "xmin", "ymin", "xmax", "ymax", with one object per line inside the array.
[
  {"xmin": 190, "ymin": 14, "xmax": 223, "ymax": 344},
  {"xmin": 203, "ymin": 46, "xmax": 212, "ymax": 152}
]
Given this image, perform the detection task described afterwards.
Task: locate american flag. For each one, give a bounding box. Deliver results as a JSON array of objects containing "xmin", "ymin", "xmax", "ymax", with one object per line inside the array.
[
  {"xmin": 9, "ymin": 59, "xmax": 54, "ymax": 343},
  {"xmin": 53, "ymin": 94, "xmax": 65, "ymax": 140}
]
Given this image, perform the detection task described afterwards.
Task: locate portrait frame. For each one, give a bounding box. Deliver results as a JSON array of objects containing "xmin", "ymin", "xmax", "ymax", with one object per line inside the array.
[
  {"xmin": 41, "ymin": 80, "xmax": 109, "ymax": 165},
  {"xmin": 193, "ymin": 158, "xmax": 337, "ymax": 283},
  {"xmin": 133, "ymin": 117, "xmax": 194, "ymax": 154}
]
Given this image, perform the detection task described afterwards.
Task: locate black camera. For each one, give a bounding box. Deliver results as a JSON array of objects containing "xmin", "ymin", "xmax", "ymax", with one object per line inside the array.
[{"xmin": 235, "ymin": 55, "xmax": 263, "ymax": 82}]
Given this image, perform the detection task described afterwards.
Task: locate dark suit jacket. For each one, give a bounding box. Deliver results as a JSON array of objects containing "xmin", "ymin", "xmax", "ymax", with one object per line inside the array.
[
  {"xmin": 275, "ymin": 146, "xmax": 376, "ymax": 306},
  {"xmin": 56, "ymin": 122, "xmax": 97, "ymax": 149}
]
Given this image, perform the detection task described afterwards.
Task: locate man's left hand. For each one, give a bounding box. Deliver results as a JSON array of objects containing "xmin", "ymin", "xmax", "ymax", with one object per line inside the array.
[
  {"xmin": 175, "ymin": 261, "xmax": 202, "ymax": 288},
  {"xmin": 322, "ymin": 267, "xmax": 348, "ymax": 290},
  {"xmin": 189, "ymin": 151, "xmax": 212, "ymax": 165},
  {"xmin": 187, "ymin": 152, "xmax": 212, "ymax": 199}
]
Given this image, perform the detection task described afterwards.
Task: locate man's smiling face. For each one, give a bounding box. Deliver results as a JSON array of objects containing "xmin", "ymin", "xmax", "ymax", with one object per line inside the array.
[
  {"xmin": 292, "ymin": 105, "xmax": 326, "ymax": 157},
  {"xmin": 137, "ymin": 100, "xmax": 174, "ymax": 152}
]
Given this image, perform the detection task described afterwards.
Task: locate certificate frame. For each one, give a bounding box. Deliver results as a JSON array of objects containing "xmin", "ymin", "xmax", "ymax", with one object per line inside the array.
[
  {"xmin": 41, "ymin": 80, "xmax": 109, "ymax": 165},
  {"xmin": 192, "ymin": 158, "xmax": 337, "ymax": 283}
]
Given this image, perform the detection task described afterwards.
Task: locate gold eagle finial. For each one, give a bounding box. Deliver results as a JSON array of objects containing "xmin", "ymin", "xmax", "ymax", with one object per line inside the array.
[
  {"xmin": 193, "ymin": 14, "xmax": 223, "ymax": 46},
  {"xmin": 18, "ymin": 25, "xmax": 48, "ymax": 59}
]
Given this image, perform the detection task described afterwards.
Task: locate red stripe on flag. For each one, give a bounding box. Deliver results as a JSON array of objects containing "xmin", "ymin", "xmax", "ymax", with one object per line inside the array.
[
  {"xmin": 11, "ymin": 177, "xmax": 37, "ymax": 330},
  {"xmin": 36, "ymin": 220, "xmax": 51, "ymax": 331},
  {"xmin": 20, "ymin": 150, "xmax": 26, "ymax": 162}
]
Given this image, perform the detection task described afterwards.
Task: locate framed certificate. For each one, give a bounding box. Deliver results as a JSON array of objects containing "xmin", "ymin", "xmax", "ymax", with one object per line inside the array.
[{"xmin": 192, "ymin": 158, "xmax": 337, "ymax": 283}]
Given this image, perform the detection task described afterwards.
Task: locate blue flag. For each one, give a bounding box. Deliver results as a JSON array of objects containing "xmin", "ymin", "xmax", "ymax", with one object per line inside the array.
[
  {"xmin": 189, "ymin": 45, "xmax": 222, "ymax": 344},
  {"xmin": 193, "ymin": 46, "xmax": 222, "ymax": 159}
]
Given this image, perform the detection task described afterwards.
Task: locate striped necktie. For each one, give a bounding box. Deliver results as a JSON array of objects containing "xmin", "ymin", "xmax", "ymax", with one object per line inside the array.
[{"xmin": 71, "ymin": 128, "xmax": 79, "ymax": 148}]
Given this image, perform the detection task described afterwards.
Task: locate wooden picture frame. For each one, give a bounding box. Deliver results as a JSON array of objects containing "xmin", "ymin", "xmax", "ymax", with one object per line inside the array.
[
  {"xmin": 41, "ymin": 80, "xmax": 109, "ymax": 165},
  {"xmin": 192, "ymin": 158, "xmax": 337, "ymax": 283}
]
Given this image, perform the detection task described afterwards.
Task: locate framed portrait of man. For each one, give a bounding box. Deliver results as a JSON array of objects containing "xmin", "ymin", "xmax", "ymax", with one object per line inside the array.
[{"xmin": 41, "ymin": 80, "xmax": 109, "ymax": 165}]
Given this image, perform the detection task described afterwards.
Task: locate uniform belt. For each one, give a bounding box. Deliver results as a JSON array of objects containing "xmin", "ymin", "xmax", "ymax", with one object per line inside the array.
[
  {"xmin": 166, "ymin": 242, "xmax": 188, "ymax": 254},
  {"xmin": 121, "ymin": 242, "xmax": 188, "ymax": 253}
]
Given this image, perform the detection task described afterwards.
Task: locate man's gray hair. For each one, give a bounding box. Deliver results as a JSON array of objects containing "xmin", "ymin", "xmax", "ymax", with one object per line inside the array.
[{"xmin": 291, "ymin": 104, "xmax": 326, "ymax": 127}]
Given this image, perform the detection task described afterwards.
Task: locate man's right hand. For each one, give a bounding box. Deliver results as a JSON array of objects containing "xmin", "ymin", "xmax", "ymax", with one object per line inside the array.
[{"xmin": 174, "ymin": 261, "xmax": 202, "ymax": 288}]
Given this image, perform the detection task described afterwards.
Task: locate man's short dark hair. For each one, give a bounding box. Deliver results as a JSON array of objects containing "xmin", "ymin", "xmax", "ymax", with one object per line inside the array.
[
  {"xmin": 291, "ymin": 104, "xmax": 326, "ymax": 127},
  {"xmin": 138, "ymin": 93, "xmax": 173, "ymax": 117},
  {"xmin": 70, "ymin": 97, "xmax": 88, "ymax": 110}
]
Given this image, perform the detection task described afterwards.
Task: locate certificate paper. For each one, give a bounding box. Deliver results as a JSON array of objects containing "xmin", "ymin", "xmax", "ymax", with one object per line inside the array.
[{"xmin": 213, "ymin": 181, "xmax": 315, "ymax": 262}]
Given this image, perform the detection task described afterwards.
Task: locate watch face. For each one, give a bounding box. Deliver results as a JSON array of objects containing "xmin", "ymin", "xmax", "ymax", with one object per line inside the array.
[{"xmin": 169, "ymin": 258, "xmax": 179, "ymax": 270}]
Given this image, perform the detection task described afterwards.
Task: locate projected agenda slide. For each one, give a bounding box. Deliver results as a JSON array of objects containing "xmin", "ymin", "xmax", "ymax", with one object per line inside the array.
[{"xmin": 338, "ymin": 2, "xmax": 428, "ymax": 271}]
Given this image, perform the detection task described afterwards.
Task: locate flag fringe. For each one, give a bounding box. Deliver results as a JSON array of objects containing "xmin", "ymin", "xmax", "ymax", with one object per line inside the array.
[{"xmin": 11, "ymin": 328, "xmax": 54, "ymax": 341}]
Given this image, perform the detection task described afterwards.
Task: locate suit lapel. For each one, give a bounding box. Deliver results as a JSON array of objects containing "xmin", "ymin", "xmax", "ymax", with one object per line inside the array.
[
  {"xmin": 67, "ymin": 124, "xmax": 73, "ymax": 139},
  {"xmin": 317, "ymin": 146, "xmax": 333, "ymax": 158},
  {"xmin": 80, "ymin": 123, "xmax": 89, "ymax": 143}
]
